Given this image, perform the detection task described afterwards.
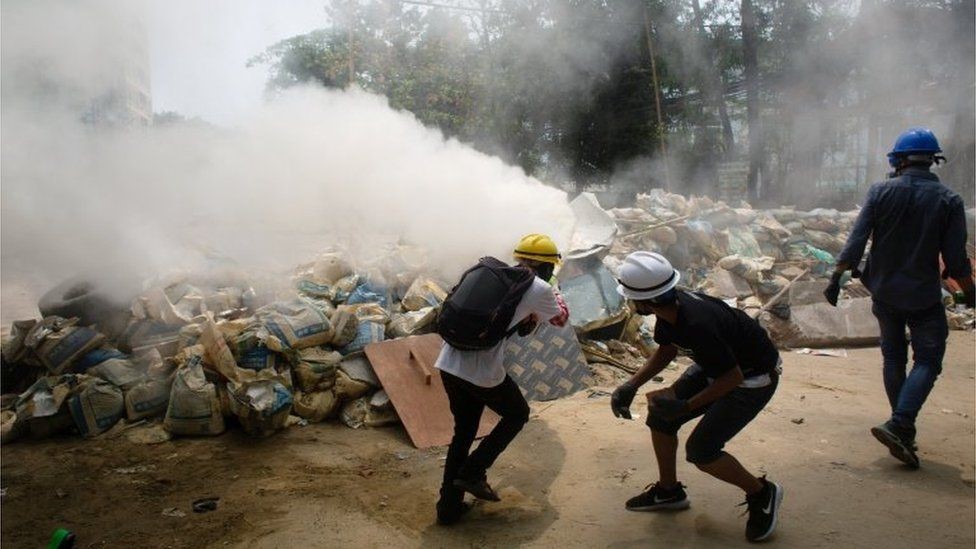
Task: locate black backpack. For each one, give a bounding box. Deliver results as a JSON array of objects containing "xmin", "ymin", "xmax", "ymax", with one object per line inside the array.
[{"xmin": 436, "ymin": 257, "xmax": 536, "ymax": 351}]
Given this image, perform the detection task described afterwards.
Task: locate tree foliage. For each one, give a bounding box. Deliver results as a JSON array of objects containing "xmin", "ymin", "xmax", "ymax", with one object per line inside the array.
[{"xmin": 250, "ymin": 0, "xmax": 975, "ymax": 205}]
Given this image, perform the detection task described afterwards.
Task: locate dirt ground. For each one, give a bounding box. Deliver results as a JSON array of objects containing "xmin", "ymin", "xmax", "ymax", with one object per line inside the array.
[{"xmin": 2, "ymin": 332, "xmax": 974, "ymax": 548}]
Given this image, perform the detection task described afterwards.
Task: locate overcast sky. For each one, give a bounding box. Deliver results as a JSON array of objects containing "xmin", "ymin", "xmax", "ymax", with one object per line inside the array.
[{"xmin": 147, "ymin": 0, "xmax": 328, "ymax": 126}]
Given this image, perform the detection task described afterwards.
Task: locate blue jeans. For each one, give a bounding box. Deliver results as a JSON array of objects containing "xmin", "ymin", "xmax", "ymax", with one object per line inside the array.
[{"xmin": 872, "ymin": 300, "xmax": 948, "ymax": 430}]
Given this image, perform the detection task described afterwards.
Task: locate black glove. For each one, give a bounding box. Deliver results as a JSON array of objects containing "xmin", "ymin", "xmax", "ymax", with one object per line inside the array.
[
  {"xmin": 651, "ymin": 395, "xmax": 689, "ymax": 420},
  {"xmin": 611, "ymin": 383, "xmax": 637, "ymax": 419},
  {"xmin": 823, "ymin": 271, "xmax": 843, "ymax": 306}
]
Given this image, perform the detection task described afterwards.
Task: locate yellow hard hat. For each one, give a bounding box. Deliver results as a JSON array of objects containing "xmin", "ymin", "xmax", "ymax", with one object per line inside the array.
[{"xmin": 513, "ymin": 233, "xmax": 561, "ymax": 265}]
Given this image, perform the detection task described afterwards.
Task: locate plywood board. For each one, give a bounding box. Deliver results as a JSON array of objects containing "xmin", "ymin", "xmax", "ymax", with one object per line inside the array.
[{"xmin": 365, "ymin": 334, "xmax": 498, "ymax": 448}]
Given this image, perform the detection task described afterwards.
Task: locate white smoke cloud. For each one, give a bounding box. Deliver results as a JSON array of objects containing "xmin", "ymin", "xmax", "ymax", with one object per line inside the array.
[
  {"xmin": 1, "ymin": 85, "xmax": 574, "ymax": 287},
  {"xmin": 1, "ymin": 0, "xmax": 574, "ymax": 315}
]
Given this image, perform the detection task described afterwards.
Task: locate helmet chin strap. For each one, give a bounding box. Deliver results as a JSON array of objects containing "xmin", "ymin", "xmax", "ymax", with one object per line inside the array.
[{"xmin": 891, "ymin": 153, "xmax": 944, "ymax": 176}]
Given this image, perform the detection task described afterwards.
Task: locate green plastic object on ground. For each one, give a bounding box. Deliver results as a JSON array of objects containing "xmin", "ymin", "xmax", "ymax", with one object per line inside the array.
[
  {"xmin": 48, "ymin": 528, "xmax": 76, "ymax": 549},
  {"xmin": 802, "ymin": 244, "xmax": 834, "ymax": 264},
  {"xmin": 798, "ymin": 244, "xmax": 836, "ymax": 276}
]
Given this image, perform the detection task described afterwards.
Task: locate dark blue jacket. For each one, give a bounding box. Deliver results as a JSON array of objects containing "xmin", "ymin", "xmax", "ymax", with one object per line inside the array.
[{"xmin": 837, "ymin": 167, "xmax": 971, "ymax": 310}]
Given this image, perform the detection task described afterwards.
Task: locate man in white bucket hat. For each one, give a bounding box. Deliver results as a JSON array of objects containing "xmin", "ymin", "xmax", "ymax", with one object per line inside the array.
[{"xmin": 610, "ymin": 251, "xmax": 784, "ymax": 543}]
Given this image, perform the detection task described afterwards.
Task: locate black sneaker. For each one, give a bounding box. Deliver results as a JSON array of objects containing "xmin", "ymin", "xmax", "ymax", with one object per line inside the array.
[
  {"xmin": 743, "ymin": 477, "xmax": 783, "ymax": 542},
  {"xmin": 871, "ymin": 421, "xmax": 920, "ymax": 469},
  {"xmin": 453, "ymin": 477, "xmax": 501, "ymax": 502},
  {"xmin": 625, "ymin": 482, "xmax": 690, "ymax": 511},
  {"xmin": 890, "ymin": 421, "xmax": 918, "ymax": 451},
  {"xmin": 436, "ymin": 486, "xmax": 470, "ymax": 525}
]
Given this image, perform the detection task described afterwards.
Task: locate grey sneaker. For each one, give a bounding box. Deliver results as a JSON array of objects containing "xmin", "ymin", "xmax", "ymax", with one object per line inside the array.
[{"xmin": 871, "ymin": 421, "xmax": 920, "ymax": 469}]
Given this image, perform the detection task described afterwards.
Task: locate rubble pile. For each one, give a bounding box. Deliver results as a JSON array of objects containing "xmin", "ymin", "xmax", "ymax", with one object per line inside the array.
[
  {"xmin": 1, "ymin": 248, "xmax": 445, "ymax": 444},
  {"xmin": 606, "ymin": 189, "xmax": 853, "ymax": 306},
  {"xmin": 1, "ymin": 189, "xmax": 971, "ymax": 444},
  {"xmin": 602, "ymin": 190, "xmax": 861, "ymax": 352},
  {"xmin": 576, "ymin": 189, "xmax": 974, "ymax": 368}
]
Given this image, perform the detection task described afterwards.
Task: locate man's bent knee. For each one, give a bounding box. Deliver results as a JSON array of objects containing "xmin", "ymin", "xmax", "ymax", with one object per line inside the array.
[
  {"xmin": 514, "ymin": 404, "xmax": 530, "ymax": 426},
  {"xmin": 912, "ymin": 360, "xmax": 943, "ymax": 377},
  {"xmin": 502, "ymin": 401, "xmax": 530, "ymax": 426},
  {"xmin": 686, "ymin": 439, "xmax": 724, "ymax": 465},
  {"xmin": 647, "ymin": 414, "xmax": 681, "ymax": 435},
  {"xmin": 452, "ymin": 422, "xmax": 479, "ymax": 442}
]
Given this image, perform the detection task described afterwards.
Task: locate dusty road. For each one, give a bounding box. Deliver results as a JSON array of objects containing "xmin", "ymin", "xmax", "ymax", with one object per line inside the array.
[{"xmin": 2, "ymin": 333, "xmax": 974, "ymax": 548}]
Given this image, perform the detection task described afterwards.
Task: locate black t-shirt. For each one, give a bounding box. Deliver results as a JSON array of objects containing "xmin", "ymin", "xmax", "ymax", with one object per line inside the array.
[{"xmin": 653, "ymin": 290, "xmax": 780, "ymax": 379}]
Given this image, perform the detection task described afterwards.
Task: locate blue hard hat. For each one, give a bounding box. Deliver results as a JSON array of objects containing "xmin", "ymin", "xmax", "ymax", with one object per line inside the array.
[{"xmin": 887, "ymin": 127, "xmax": 942, "ymax": 167}]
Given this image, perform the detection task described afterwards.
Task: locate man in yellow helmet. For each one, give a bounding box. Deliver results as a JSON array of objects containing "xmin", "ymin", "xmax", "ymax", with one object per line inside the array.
[
  {"xmin": 434, "ymin": 233, "xmax": 569, "ymax": 525},
  {"xmin": 512, "ymin": 233, "xmax": 562, "ymax": 283}
]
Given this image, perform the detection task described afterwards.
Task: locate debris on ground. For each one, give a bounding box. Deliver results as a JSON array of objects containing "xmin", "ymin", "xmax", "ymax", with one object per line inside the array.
[
  {"xmin": 795, "ymin": 348, "xmax": 849, "ymax": 358},
  {"xmin": 192, "ymin": 497, "xmax": 220, "ymax": 513}
]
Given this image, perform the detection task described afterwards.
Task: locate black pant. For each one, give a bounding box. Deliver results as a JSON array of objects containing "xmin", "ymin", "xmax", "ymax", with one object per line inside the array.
[
  {"xmin": 647, "ymin": 366, "xmax": 777, "ymax": 465},
  {"xmin": 438, "ymin": 372, "xmax": 530, "ymax": 513}
]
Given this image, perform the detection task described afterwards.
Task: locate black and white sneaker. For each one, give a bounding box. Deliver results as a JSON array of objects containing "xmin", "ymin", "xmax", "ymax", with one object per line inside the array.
[
  {"xmin": 871, "ymin": 421, "xmax": 920, "ymax": 469},
  {"xmin": 625, "ymin": 482, "xmax": 690, "ymax": 511},
  {"xmin": 744, "ymin": 477, "xmax": 783, "ymax": 542}
]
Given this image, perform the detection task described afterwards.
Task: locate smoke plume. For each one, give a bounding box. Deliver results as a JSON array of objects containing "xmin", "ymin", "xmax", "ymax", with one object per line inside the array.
[{"xmin": 1, "ymin": 0, "xmax": 574, "ymax": 317}]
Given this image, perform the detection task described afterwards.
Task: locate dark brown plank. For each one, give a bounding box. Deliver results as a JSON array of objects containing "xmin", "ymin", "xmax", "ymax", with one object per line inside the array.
[{"xmin": 365, "ymin": 334, "xmax": 499, "ymax": 448}]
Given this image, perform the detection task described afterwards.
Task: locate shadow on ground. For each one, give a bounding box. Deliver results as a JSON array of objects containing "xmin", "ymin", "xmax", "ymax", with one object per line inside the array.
[{"xmin": 417, "ymin": 419, "xmax": 565, "ymax": 548}]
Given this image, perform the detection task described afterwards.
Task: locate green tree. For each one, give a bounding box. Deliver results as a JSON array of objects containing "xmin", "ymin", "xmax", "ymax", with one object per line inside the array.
[
  {"xmin": 249, "ymin": 0, "xmax": 975, "ymax": 205},
  {"xmin": 249, "ymin": 0, "xmax": 662, "ymax": 185}
]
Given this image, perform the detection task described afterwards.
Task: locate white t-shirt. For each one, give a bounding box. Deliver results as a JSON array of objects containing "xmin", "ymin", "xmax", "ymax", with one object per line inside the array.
[{"xmin": 435, "ymin": 276, "xmax": 562, "ymax": 388}]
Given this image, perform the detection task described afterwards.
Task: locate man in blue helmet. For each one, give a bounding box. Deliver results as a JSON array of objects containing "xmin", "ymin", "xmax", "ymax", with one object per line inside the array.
[{"xmin": 826, "ymin": 127, "xmax": 974, "ymax": 469}]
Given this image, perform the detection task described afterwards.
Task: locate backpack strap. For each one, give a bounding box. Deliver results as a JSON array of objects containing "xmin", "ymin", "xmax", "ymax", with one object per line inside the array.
[{"xmin": 504, "ymin": 322, "xmax": 523, "ymax": 339}]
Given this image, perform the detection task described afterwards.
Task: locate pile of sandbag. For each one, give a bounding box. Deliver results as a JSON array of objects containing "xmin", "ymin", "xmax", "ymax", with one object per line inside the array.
[
  {"xmin": 0, "ymin": 323, "xmax": 181, "ymax": 443},
  {"xmin": 10, "ymin": 374, "xmax": 128, "ymax": 440},
  {"xmin": 0, "ymin": 247, "xmax": 442, "ymax": 442}
]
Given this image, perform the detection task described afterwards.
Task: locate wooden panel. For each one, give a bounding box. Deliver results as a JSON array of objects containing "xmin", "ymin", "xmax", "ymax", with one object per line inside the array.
[{"xmin": 364, "ymin": 334, "xmax": 498, "ymax": 448}]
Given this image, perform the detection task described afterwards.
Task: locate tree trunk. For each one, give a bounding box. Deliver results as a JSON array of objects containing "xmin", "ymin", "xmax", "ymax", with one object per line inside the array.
[
  {"xmin": 741, "ymin": 0, "xmax": 762, "ymax": 202},
  {"xmin": 691, "ymin": 0, "xmax": 734, "ymax": 156},
  {"xmin": 642, "ymin": 4, "xmax": 670, "ymax": 191},
  {"xmin": 945, "ymin": 112, "xmax": 976, "ymax": 205},
  {"xmin": 943, "ymin": 0, "xmax": 976, "ymax": 204}
]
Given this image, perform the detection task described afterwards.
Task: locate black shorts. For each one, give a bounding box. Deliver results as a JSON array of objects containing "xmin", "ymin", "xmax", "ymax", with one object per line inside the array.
[{"xmin": 646, "ymin": 365, "xmax": 777, "ymax": 464}]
